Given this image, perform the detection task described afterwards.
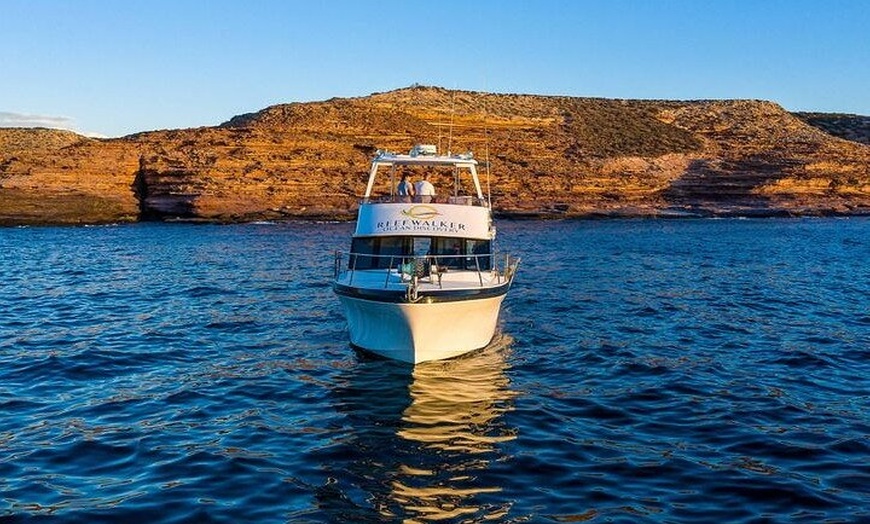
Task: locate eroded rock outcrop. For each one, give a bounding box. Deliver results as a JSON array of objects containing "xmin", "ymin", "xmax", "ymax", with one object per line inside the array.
[{"xmin": 1, "ymin": 86, "xmax": 868, "ymax": 225}]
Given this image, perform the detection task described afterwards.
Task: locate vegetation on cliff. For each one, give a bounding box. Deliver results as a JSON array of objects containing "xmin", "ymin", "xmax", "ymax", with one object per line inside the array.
[
  {"xmin": 1, "ymin": 86, "xmax": 868, "ymax": 225},
  {"xmin": 793, "ymin": 113, "xmax": 870, "ymax": 145}
]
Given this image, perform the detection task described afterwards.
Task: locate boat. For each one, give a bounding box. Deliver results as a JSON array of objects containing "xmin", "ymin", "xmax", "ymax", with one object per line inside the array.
[{"xmin": 332, "ymin": 145, "xmax": 520, "ymax": 364}]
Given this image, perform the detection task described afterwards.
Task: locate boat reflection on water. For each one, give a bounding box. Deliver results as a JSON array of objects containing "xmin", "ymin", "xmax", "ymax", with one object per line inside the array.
[
  {"xmin": 390, "ymin": 333, "xmax": 518, "ymax": 521},
  {"xmin": 318, "ymin": 334, "xmax": 518, "ymax": 522}
]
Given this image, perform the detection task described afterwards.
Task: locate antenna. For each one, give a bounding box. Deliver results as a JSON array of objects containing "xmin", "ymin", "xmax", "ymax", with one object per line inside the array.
[
  {"xmin": 485, "ymin": 133, "xmax": 491, "ymax": 205},
  {"xmin": 447, "ymin": 89, "xmax": 456, "ymax": 156},
  {"xmin": 482, "ymin": 90, "xmax": 492, "ymax": 206}
]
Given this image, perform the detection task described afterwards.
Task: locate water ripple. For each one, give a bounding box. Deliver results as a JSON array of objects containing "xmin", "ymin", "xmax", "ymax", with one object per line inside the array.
[{"xmin": 1, "ymin": 219, "xmax": 868, "ymax": 522}]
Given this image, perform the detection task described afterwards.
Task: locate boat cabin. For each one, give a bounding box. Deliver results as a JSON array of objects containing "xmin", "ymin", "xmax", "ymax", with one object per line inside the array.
[
  {"xmin": 348, "ymin": 146, "xmax": 496, "ymax": 273},
  {"xmin": 349, "ymin": 236, "xmax": 492, "ymax": 271}
]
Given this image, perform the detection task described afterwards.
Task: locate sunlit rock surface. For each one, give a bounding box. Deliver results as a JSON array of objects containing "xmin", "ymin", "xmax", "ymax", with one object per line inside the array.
[{"xmin": 1, "ymin": 86, "xmax": 868, "ymax": 225}]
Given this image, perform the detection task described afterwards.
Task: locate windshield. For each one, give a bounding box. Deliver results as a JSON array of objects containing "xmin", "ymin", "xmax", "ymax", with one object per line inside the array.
[{"xmin": 350, "ymin": 236, "xmax": 492, "ymax": 271}]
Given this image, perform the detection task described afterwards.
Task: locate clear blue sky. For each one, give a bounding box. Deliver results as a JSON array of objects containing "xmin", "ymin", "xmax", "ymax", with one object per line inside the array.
[{"xmin": 1, "ymin": 0, "xmax": 868, "ymax": 137}]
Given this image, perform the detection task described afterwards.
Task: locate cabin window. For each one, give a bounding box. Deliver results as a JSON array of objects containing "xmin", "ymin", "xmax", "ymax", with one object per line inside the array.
[
  {"xmin": 413, "ymin": 237, "xmax": 431, "ymax": 257},
  {"xmin": 430, "ymin": 238, "xmax": 492, "ymax": 270},
  {"xmin": 350, "ymin": 236, "xmax": 491, "ymax": 271},
  {"xmin": 378, "ymin": 237, "xmax": 408, "ymax": 260},
  {"xmin": 467, "ymin": 239, "xmax": 493, "ymax": 270},
  {"xmin": 350, "ymin": 237, "xmax": 411, "ymax": 269}
]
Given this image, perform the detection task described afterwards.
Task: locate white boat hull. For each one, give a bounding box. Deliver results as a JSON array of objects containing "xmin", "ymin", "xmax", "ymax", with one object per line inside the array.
[{"xmin": 337, "ymin": 294, "xmax": 507, "ymax": 364}]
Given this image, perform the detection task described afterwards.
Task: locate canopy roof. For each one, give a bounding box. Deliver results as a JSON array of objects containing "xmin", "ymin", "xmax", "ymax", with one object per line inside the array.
[
  {"xmin": 364, "ymin": 148, "xmax": 484, "ymax": 200},
  {"xmin": 372, "ymin": 151, "xmax": 478, "ymax": 168}
]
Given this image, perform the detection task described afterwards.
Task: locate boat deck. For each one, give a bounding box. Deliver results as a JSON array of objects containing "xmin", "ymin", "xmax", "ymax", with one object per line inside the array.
[{"xmin": 335, "ymin": 266, "xmax": 509, "ymax": 293}]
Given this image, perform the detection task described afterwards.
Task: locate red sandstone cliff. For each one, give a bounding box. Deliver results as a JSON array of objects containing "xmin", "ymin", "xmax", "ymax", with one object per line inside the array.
[{"xmin": 1, "ymin": 86, "xmax": 868, "ymax": 225}]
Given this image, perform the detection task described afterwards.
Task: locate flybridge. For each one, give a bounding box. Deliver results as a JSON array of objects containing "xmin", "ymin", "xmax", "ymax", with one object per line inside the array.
[{"xmin": 362, "ymin": 146, "xmax": 486, "ymax": 202}]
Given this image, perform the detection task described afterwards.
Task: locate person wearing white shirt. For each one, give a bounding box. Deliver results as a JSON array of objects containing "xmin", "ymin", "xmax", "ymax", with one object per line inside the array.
[{"xmin": 414, "ymin": 174, "xmax": 435, "ymax": 203}]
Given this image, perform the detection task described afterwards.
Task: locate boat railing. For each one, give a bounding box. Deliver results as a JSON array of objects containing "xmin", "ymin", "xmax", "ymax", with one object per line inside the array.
[
  {"xmin": 362, "ymin": 195, "xmax": 489, "ymax": 207},
  {"xmin": 333, "ymin": 251, "xmax": 519, "ymax": 289}
]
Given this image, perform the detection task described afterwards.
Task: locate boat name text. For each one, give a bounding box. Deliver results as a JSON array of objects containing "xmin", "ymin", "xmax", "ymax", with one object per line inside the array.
[{"xmin": 376, "ymin": 219, "xmax": 468, "ymax": 233}]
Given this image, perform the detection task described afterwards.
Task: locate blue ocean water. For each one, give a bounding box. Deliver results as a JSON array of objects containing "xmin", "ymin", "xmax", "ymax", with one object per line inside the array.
[{"xmin": 0, "ymin": 218, "xmax": 868, "ymax": 523}]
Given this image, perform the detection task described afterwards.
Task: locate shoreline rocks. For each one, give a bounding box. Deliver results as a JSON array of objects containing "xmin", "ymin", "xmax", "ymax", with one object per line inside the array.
[{"xmin": 2, "ymin": 86, "xmax": 868, "ymax": 226}]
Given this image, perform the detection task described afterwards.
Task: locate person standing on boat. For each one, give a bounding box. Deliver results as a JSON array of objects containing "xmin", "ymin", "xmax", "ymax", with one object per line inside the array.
[
  {"xmin": 414, "ymin": 174, "xmax": 435, "ymax": 203},
  {"xmin": 397, "ymin": 174, "xmax": 415, "ymax": 202}
]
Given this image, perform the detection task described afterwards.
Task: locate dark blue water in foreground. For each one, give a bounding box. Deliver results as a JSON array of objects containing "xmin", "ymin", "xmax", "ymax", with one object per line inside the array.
[{"xmin": 1, "ymin": 219, "xmax": 868, "ymax": 523}]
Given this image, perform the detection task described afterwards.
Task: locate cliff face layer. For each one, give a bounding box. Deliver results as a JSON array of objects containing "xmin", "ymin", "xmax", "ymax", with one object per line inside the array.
[{"xmin": 1, "ymin": 86, "xmax": 868, "ymax": 225}]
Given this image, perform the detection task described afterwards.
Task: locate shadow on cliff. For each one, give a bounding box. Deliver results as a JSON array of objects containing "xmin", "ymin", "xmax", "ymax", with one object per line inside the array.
[
  {"xmin": 660, "ymin": 157, "xmax": 802, "ymax": 216},
  {"xmin": 132, "ymin": 161, "xmax": 197, "ymax": 221}
]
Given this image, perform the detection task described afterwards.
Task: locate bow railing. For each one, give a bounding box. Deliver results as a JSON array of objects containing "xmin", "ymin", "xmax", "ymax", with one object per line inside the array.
[{"xmin": 334, "ymin": 251, "xmax": 520, "ymax": 289}]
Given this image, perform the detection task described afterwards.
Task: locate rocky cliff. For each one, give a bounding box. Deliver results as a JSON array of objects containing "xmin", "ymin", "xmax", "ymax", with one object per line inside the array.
[{"xmin": 1, "ymin": 86, "xmax": 868, "ymax": 225}]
